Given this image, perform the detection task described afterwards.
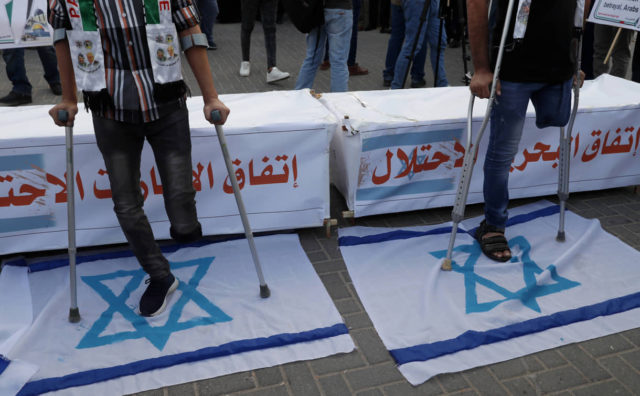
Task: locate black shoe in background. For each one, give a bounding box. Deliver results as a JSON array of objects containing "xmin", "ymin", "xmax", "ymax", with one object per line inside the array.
[
  {"xmin": 50, "ymin": 82, "xmax": 63, "ymax": 95},
  {"xmin": 0, "ymin": 91, "xmax": 32, "ymax": 106},
  {"xmin": 208, "ymin": 41, "xmax": 217, "ymax": 50},
  {"xmin": 410, "ymin": 79, "xmax": 427, "ymax": 88},
  {"xmin": 383, "ymin": 79, "xmax": 392, "ymax": 87}
]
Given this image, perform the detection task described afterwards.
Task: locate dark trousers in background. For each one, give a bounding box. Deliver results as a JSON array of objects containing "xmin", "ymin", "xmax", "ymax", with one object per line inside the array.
[
  {"xmin": 196, "ymin": 0, "xmax": 219, "ymax": 45},
  {"xmin": 2, "ymin": 47, "xmax": 60, "ymax": 96},
  {"xmin": 241, "ymin": 0, "xmax": 278, "ymax": 68}
]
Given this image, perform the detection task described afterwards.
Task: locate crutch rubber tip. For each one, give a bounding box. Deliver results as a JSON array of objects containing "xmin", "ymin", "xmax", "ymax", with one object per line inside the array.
[
  {"xmin": 440, "ymin": 258, "xmax": 452, "ymax": 271},
  {"xmin": 68, "ymin": 308, "xmax": 81, "ymax": 323},
  {"xmin": 556, "ymin": 232, "xmax": 566, "ymax": 242},
  {"xmin": 260, "ymin": 285, "xmax": 271, "ymax": 298}
]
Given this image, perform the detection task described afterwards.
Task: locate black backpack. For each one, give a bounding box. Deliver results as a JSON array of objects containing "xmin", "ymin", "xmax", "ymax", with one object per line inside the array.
[{"xmin": 282, "ymin": 0, "xmax": 325, "ymax": 33}]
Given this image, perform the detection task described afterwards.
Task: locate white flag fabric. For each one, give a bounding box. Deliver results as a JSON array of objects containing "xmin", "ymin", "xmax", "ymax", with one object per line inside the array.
[
  {"xmin": 0, "ymin": 234, "xmax": 354, "ymax": 395},
  {"xmin": 338, "ymin": 201, "xmax": 640, "ymax": 385}
]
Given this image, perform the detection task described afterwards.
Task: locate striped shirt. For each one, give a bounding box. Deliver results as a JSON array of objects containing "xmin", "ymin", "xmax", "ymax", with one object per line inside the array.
[{"xmin": 49, "ymin": 0, "xmax": 200, "ymax": 123}]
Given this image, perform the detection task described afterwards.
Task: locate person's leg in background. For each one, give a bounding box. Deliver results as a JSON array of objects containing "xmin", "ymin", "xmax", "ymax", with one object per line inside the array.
[
  {"xmin": 592, "ymin": 24, "xmax": 634, "ymax": 78},
  {"xmin": 608, "ymin": 28, "xmax": 633, "ymax": 78},
  {"xmin": 261, "ymin": 0, "xmax": 290, "ymax": 82},
  {"xmin": 0, "ymin": 48, "xmax": 33, "ymax": 106},
  {"xmin": 197, "ymin": 0, "xmax": 219, "ymax": 49},
  {"xmin": 240, "ymin": 0, "xmax": 260, "ymax": 76},
  {"xmin": 348, "ymin": 0, "xmax": 369, "ymax": 75},
  {"xmin": 276, "ymin": 0, "xmax": 285, "ymax": 23},
  {"xmin": 366, "ymin": 0, "xmax": 379, "ymax": 30},
  {"xmin": 632, "ymin": 33, "xmax": 640, "ymax": 83},
  {"xmin": 390, "ymin": 0, "xmax": 428, "ymax": 89},
  {"xmin": 426, "ymin": 0, "xmax": 448, "ymax": 87},
  {"xmin": 36, "ymin": 46, "xmax": 62, "ymax": 94},
  {"xmin": 409, "ymin": 32, "xmax": 429, "ymax": 87},
  {"xmin": 326, "ymin": 8, "xmax": 354, "ymax": 92},
  {"xmin": 382, "ymin": 2, "xmax": 405, "ymax": 86},
  {"xmin": 295, "ymin": 24, "xmax": 328, "ymax": 90},
  {"xmin": 379, "ymin": 0, "xmax": 391, "ymax": 33}
]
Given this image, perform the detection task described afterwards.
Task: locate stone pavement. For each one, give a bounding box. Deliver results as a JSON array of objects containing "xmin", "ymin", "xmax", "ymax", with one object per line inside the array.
[{"xmin": 2, "ymin": 19, "xmax": 640, "ymax": 396}]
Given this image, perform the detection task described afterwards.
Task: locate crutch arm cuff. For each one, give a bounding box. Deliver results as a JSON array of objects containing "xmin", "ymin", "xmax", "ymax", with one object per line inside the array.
[{"xmin": 180, "ymin": 33, "xmax": 208, "ymax": 51}]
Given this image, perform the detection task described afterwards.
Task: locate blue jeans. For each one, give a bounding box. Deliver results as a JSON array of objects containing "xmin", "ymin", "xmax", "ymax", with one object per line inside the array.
[
  {"xmin": 347, "ymin": 0, "xmax": 361, "ymax": 66},
  {"xmin": 383, "ymin": 3, "xmax": 428, "ymax": 83},
  {"xmin": 2, "ymin": 47, "xmax": 60, "ymax": 96},
  {"xmin": 483, "ymin": 79, "xmax": 572, "ymax": 229},
  {"xmin": 295, "ymin": 8, "xmax": 353, "ymax": 92},
  {"xmin": 391, "ymin": 0, "xmax": 448, "ymax": 88},
  {"xmin": 93, "ymin": 108, "xmax": 202, "ymax": 279},
  {"xmin": 197, "ymin": 0, "xmax": 219, "ymax": 45}
]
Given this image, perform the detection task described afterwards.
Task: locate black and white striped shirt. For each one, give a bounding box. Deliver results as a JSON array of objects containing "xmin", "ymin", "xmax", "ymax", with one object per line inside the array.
[{"xmin": 49, "ymin": 0, "xmax": 200, "ymax": 123}]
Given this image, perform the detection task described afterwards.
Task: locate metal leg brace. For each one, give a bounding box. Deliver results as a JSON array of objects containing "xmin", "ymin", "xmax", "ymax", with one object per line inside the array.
[{"xmin": 211, "ymin": 111, "xmax": 270, "ymax": 298}]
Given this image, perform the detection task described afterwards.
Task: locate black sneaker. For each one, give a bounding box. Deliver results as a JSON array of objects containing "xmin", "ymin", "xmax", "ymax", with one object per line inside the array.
[
  {"xmin": 383, "ymin": 79, "xmax": 391, "ymax": 87},
  {"xmin": 50, "ymin": 82, "xmax": 62, "ymax": 95},
  {"xmin": 139, "ymin": 273, "xmax": 179, "ymax": 317},
  {"xmin": 207, "ymin": 41, "xmax": 217, "ymax": 50},
  {"xmin": 0, "ymin": 91, "xmax": 32, "ymax": 106},
  {"xmin": 410, "ymin": 79, "xmax": 427, "ymax": 88}
]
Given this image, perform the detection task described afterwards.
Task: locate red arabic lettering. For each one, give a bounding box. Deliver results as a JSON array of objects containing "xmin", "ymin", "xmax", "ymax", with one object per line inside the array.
[
  {"xmin": 601, "ymin": 127, "xmax": 634, "ymax": 154},
  {"xmin": 93, "ymin": 169, "xmax": 112, "ymax": 199},
  {"xmin": 395, "ymin": 148, "xmax": 417, "ymax": 179},
  {"xmin": 207, "ymin": 163, "xmax": 214, "ymax": 188},
  {"xmin": 193, "ymin": 163, "xmax": 206, "ymax": 191},
  {"xmin": 223, "ymin": 159, "xmax": 246, "ymax": 194},
  {"xmin": 372, "ymin": 150, "xmax": 393, "ymax": 185}
]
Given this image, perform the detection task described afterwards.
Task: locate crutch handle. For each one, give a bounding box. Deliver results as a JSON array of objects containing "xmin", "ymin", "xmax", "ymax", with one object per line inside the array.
[
  {"xmin": 58, "ymin": 109, "xmax": 69, "ymax": 124},
  {"xmin": 210, "ymin": 110, "xmax": 222, "ymax": 123}
]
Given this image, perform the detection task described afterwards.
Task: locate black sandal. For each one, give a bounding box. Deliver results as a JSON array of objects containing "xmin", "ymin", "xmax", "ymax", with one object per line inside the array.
[{"xmin": 475, "ymin": 220, "xmax": 512, "ymax": 262}]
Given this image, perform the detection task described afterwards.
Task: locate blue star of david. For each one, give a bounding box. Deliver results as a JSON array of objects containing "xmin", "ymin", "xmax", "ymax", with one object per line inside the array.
[
  {"xmin": 430, "ymin": 236, "xmax": 580, "ymax": 313},
  {"xmin": 76, "ymin": 256, "xmax": 232, "ymax": 351},
  {"xmin": 396, "ymin": 151, "xmax": 427, "ymax": 180}
]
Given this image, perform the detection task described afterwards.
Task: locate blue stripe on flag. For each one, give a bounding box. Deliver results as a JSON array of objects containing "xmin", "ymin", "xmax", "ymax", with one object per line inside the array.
[
  {"xmin": 337, "ymin": 205, "xmax": 560, "ymax": 247},
  {"xmin": 0, "ymin": 355, "xmax": 10, "ymax": 375},
  {"xmin": 339, "ymin": 226, "xmax": 453, "ymax": 247},
  {"xmin": 0, "ymin": 154, "xmax": 44, "ymax": 171},
  {"xmin": 466, "ymin": 205, "xmax": 560, "ymax": 236},
  {"xmin": 357, "ymin": 178, "xmax": 454, "ymax": 201},
  {"xmin": 362, "ymin": 130, "xmax": 462, "ymax": 152},
  {"xmin": 5, "ymin": 235, "xmax": 255, "ymax": 273},
  {"xmin": 17, "ymin": 323, "xmax": 349, "ymax": 396},
  {"xmin": 390, "ymin": 291, "xmax": 640, "ymax": 365}
]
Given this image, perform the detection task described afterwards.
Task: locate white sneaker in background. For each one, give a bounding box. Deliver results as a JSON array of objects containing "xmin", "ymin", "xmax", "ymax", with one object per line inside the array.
[
  {"xmin": 239, "ymin": 61, "xmax": 251, "ymax": 77},
  {"xmin": 266, "ymin": 66, "xmax": 290, "ymax": 83}
]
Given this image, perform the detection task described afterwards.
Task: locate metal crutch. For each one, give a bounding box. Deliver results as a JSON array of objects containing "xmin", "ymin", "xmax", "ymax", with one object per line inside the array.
[
  {"xmin": 58, "ymin": 110, "xmax": 81, "ymax": 322},
  {"xmin": 441, "ymin": 0, "xmax": 517, "ymax": 271},
  {"xmin": 557, "ymin": 5, "xmax": 585, "ymax": 242},
  {"xmin": 210, "ymin": 110, "xmax": 270, "ymax": 298}
]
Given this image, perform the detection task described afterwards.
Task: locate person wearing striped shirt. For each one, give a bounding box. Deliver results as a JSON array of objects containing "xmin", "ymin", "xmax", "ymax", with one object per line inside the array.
[{"xmin": 47, "ymin": 0, "xmax": 230, "ymax": 317}]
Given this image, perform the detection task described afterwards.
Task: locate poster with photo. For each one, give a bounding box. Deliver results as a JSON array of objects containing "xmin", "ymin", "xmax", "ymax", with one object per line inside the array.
[{"xmin": 0, "ymin": 0, "xmax": 53, "ymax": 49}]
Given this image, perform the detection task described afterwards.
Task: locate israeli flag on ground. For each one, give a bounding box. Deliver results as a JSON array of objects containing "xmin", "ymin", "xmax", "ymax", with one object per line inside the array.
[
  {"xmin": 339, "ymin": 201, "xmax": 640, "ymax": 385},
  {"xmin": 0, "ymin": 234, "xmax": 354, "ymax": 395}
]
